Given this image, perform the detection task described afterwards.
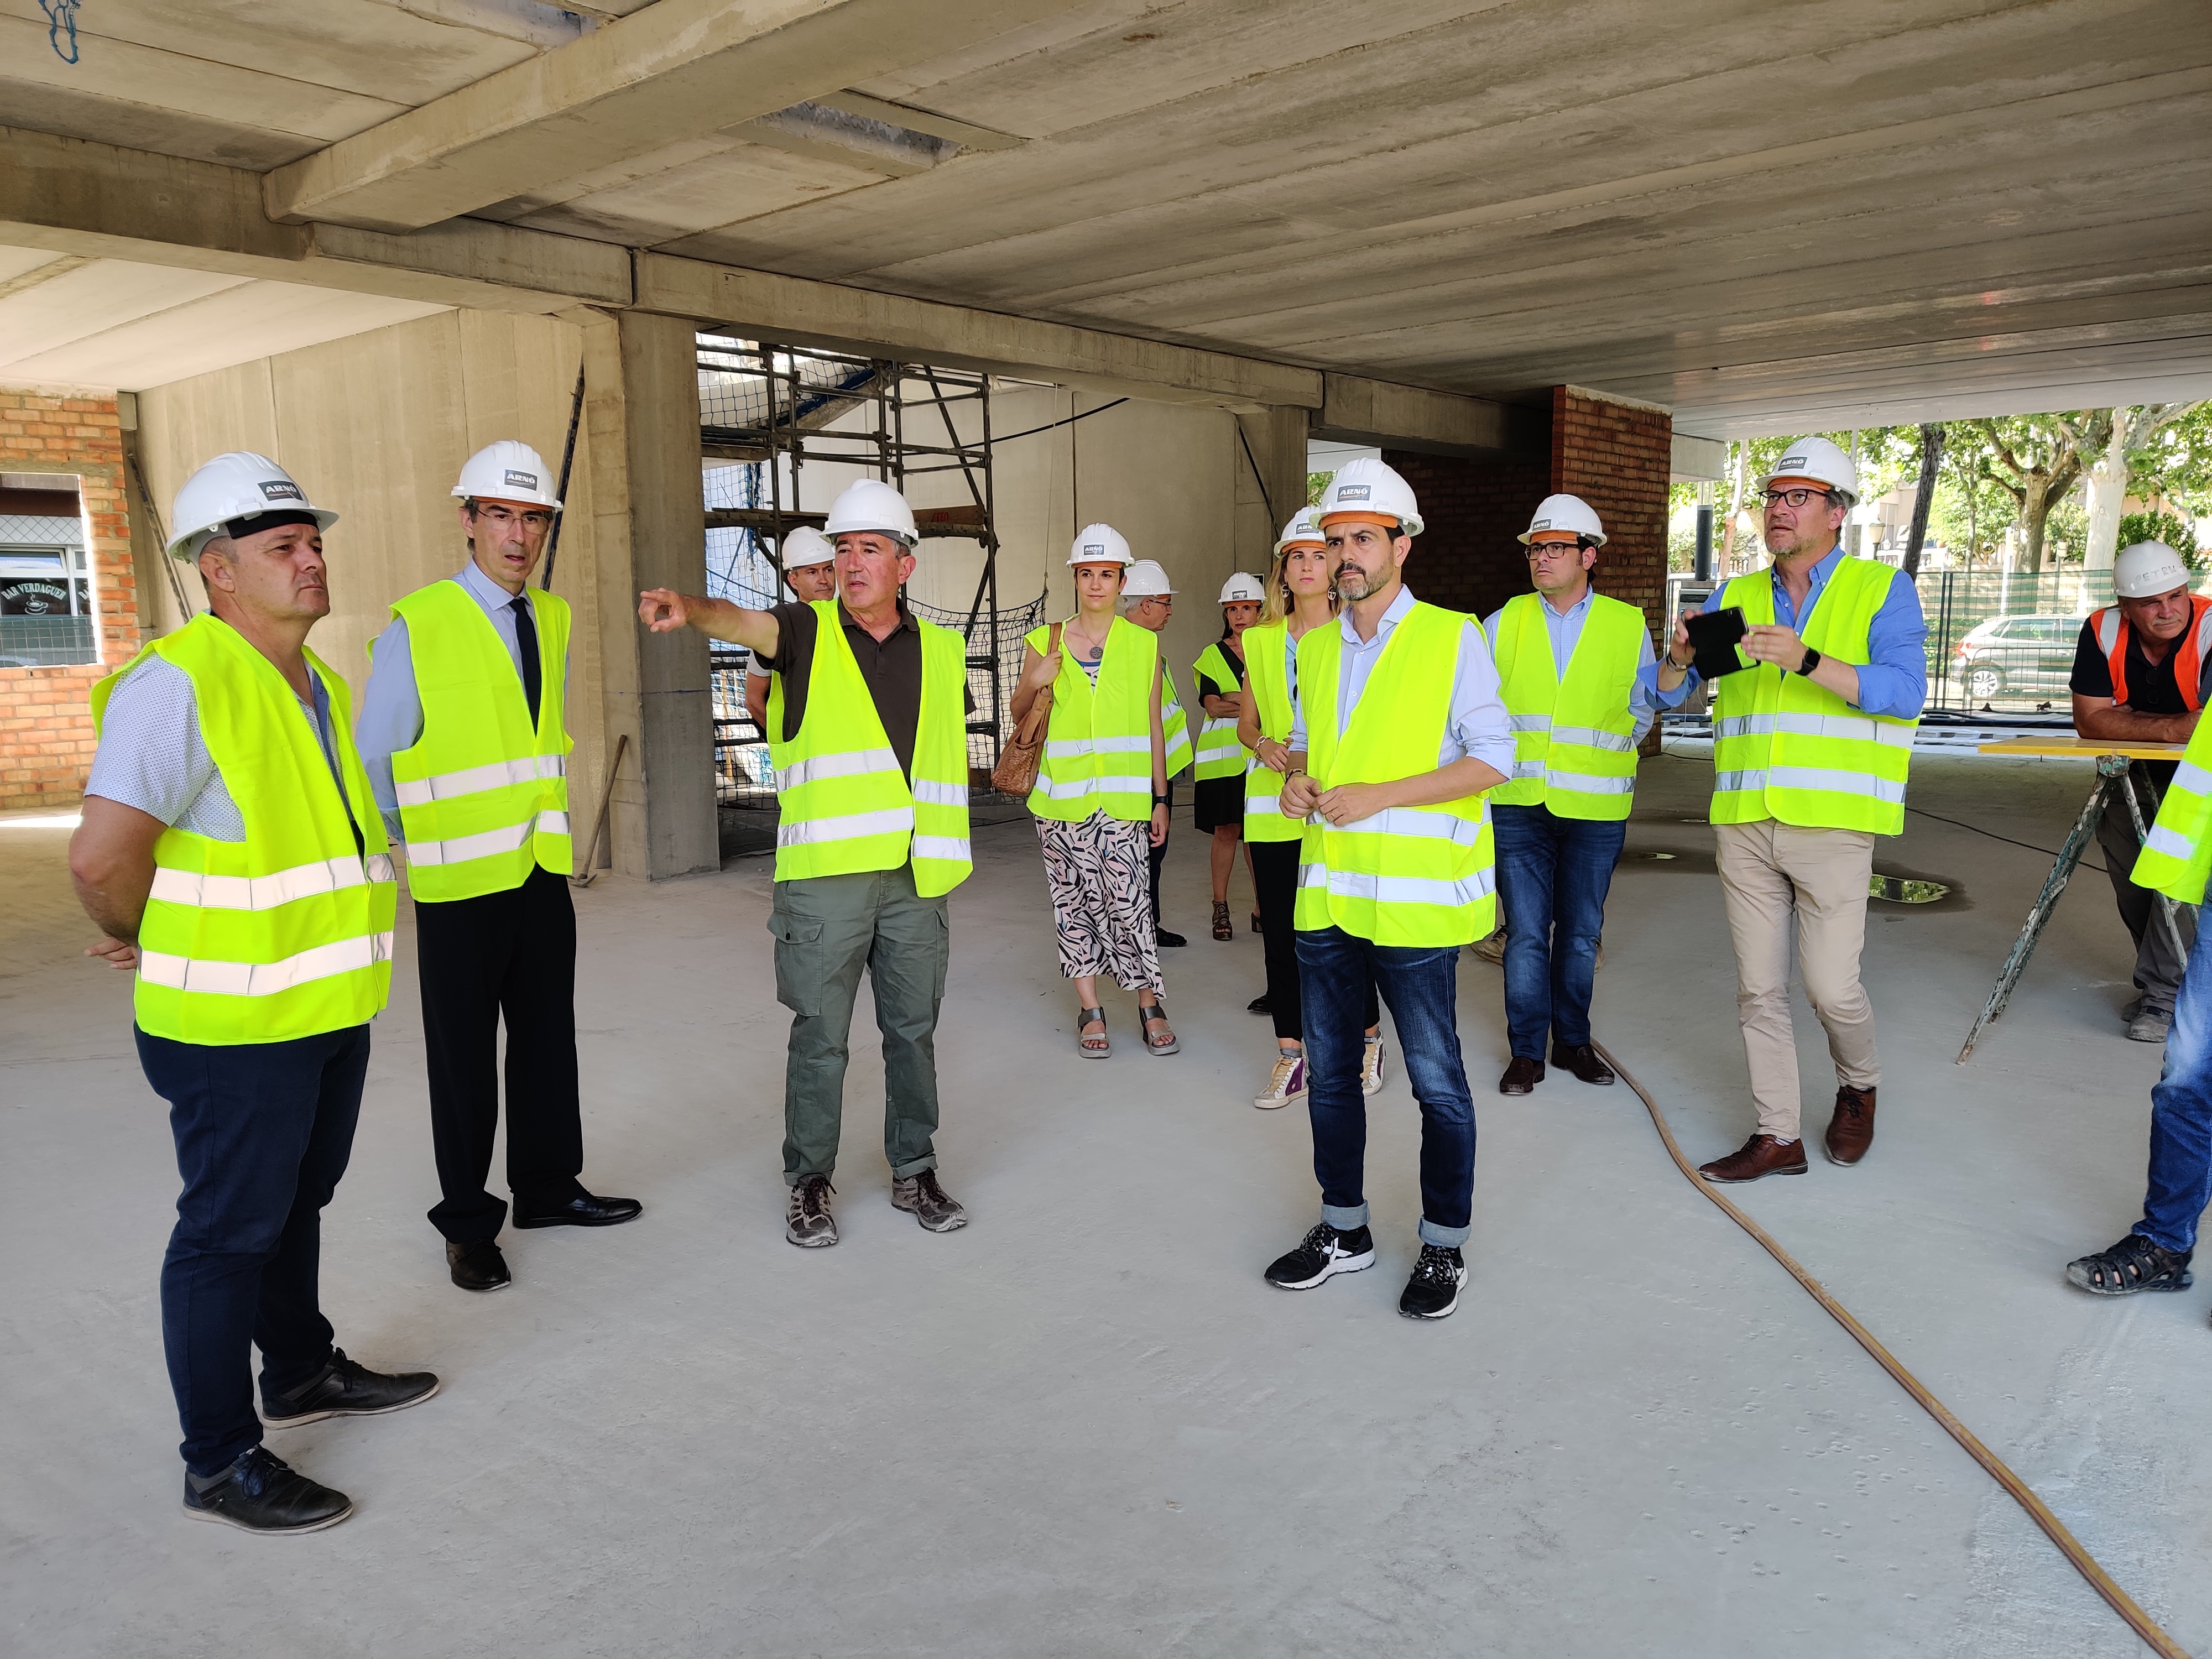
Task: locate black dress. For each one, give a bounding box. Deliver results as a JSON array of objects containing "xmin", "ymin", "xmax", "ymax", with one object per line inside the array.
[{"xmin": 1191, "ymin": 638, "xmax": 1248, "ymax": 834}]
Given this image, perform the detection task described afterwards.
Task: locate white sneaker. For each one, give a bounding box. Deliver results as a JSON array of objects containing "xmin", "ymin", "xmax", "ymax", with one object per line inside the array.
[
  {"xmin": 1361, "ymin": 1034, "xmax": 1387, "ymax": 1095},
  {"xmin": 1254, "ymin": 1050, "xmax": 1307, "ymax": 1110}
]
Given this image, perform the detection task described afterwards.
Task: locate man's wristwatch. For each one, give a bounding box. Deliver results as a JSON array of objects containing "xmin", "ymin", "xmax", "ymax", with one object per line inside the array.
[{"xmin": 1796, "ymin": 646, "xmax": 1823, "ymax": 676}]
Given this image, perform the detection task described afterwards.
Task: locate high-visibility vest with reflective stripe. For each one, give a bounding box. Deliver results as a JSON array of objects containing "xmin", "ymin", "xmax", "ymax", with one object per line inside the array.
[
  {"xmin": 1710, "ymin": 558, "xmax": 1918, "ymax": 835},
  {"xmin": 769, "ymin": 601, "xmax": 972, "ymax": 895},
  {"xmin": 1161, "ymin": 660, "xmax": 1194, "ymax": 780},
  {"xmin": 1293, "ymin": 602, "xmax": 1496, "ymax": 946},
  {"xmin": 2132, "ymin": 721, "xmax": 2212, "ymax": 904},
  {"xmin": 2091, "ymin": 597, "xmax": 2212, "ymax": 711},
  {"xmin": 385, "ymin": 579, "xmax": 572, "ymax": 901},
  {"xmin": 1241, "ymin": 620, "xmax": 1302, "ymax": 843},
  {"xmin": 91, "ymin": 614, "xmax": 395, "ymax": 1045},
  {"xmin": 1026, "ymin": 617, "xmax": 1160, "ymax": 824},
  {"xmin": 1488, "ymin": 591, "xmax": 1645, "ymax": 820},
  {"xmin": 1192, "ymin": 640, "xmax": 1247, "ymax": 781}
]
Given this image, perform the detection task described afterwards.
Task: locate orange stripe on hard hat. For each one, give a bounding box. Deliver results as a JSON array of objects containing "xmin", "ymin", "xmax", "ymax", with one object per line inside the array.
[{"xmin": 1317, "ymin": 510, "xmax": 1402, "ymax": 530}]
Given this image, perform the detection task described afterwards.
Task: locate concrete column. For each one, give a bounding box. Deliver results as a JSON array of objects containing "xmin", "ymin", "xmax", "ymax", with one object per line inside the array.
[
  {"xmin": 583, "ymin": 309, "xmax": 718, "ymax": 880},
  {"xmin": 1234, "ymin": 406, "xmax": 1310, "ymax": 573}
]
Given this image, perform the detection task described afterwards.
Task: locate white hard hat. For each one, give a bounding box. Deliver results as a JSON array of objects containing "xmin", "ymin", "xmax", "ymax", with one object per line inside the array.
[
  {"xmin": 2114, "ymin": 541, "xmax": 2193, "ymax": 600},
  {"xmin": 1317, "ymin": 457, "xmax": 1423, "ymax": 538},
  {"xmin": 1760, "ymin": 436, "xmax": 1859, "ymax": 507},
  {"xmin": 1274, "ymin": 505, "xmax": 1326, "ymax": 554},
  {"xmin": 823, "ymin": 479, "xmax": 918, "ymax": 547},
  {"xmin": 1067, "ymin": 523, "xmax": 1133, "ymax": 567},
  {"xmin": 780, "ymin": 525, "xmax": 836, "ymax": 569},
  {"xmin": 452, "ymin": 440, "xmax": 560, "ymax": 510},
  {"xmin": 1123, "ymin": 558, "xmax": 1175, "ymax": 597},
  {"xmin": 1519, "ymin": 492, "xmax": 1606, "ymax": 547},
  {"xmin": 166, "ymin": 451, "xmax": 337, "ymax": 560},
  {"xmin": 1219, "ymin": 572, "xmax": 1266, "ymax": 604}
]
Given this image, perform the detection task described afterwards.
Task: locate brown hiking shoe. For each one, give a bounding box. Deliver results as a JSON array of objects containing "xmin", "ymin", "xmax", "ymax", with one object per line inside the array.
[
  {"xmin": 1698, "ymin": 1133, "xmax": 1809, "ymax": 1183},
  {"xmin": 785, "ymin": 1174, "xmax": 837, "ymax": 1248},
  {"xmin": 1824, "ymin": 1083, "xmax": 1876, "ymax": 1166},
  {"xmin": 890, "ymin": 1168, "xmax": 968, "ymax": 1233}
]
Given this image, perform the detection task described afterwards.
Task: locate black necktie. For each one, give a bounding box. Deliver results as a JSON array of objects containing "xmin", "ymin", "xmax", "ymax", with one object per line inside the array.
[{"xmin": 512, "ymin": 596, "xmax": 542, "ymax": 727}]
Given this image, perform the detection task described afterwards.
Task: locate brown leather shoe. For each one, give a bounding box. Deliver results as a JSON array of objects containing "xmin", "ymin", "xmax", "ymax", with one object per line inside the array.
[
  {"xmin": 1824, "ymin": 1083, "xmax": 1876, "ymax": 1166},
  {"xmin": 1550, "ymin": 1042, "xmax": 1616, "ymax": 1086},
  {"xmin": 1698, "ymin": 1133, "xmax": 1808, "ymax": 1183},
  {"xmin": 1499, "ymin": 1055, "xmax": 1544, "ymax": 1094}
]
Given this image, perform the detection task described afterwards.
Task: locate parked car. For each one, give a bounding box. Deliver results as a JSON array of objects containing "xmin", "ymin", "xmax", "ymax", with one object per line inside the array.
[{"xmin": 1950, "ymin": 614, "xmax": 2083, "ymax": 701}]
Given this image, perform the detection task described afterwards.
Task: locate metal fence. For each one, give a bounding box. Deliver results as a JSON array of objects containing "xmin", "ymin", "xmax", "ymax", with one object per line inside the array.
[{"xmin": 0, "ymin": 614, "xmax": 96, "ymax": 666}]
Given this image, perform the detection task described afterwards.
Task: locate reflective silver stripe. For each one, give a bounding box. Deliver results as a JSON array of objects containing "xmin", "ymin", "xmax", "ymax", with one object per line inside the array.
[
  {"xmin": 2173, "ymin": 760, "xmax": 2212, "ymax": 797},
  {"xmin": 1766, "ymin": 766, "xmax": 1907, "ymax": 804},
  {"xmin": 1508, "ymin": 712, "xmax": 1552, "ymax": 733},
  {"xmin": 911, "ymin": 834, "xmax": 971, "ymax": 863},
  {"xmin": 776, "ymin": 806, "xmax": 914, "ymax": 847},
  {"xmin": 1326, "ymin": 806, "xmax": 1486, "ymax": 845},
  {"xmin": 1297, "ymin": 864, "xmax": 1495, "ymax": 906},
  {"xmin": 1548, "ymin": 724, "xmax": 1636, "ymax": 753},
  {"xmin": 1714, "ymin": 715, "xmax": 1773, "ymax": 740},
  {"xmin": 2147, "ymin": 824, "xmax": 2197, "ymax": 860},
  {"xmin": 1545, "ymin": 769, "xmax": 1635, "ymax": 795},
  {"xmin": 152, "ymin": 853, "xmax": 397, "ymax": 911},
  {"xmin": 2096, "ymin": 608, "xmax": 2120, "ymax": 656},
  {"xmin": 776, "ymin": 747, "xmax": 899, "ymax": 791},
  {"xmin": 911, "ymin": 778, "xmax": 968, "ymax": 807},
  {"xmin": 1770, "ymin": 712, "xmax": 1914, "ymax": 748},
  {"xmin": 1045, "ymin": 735, "xmax": 1150, "ymax": 758},
  {"xmin": 394, "ymin": 753, "xmax": 563, "ymax": 808},
  {"xmin": 1196, "ymin": 742, "xmax": 1243, "ymax": 761},
  {"xmin": 138, "ymin": 930, "xmax": 394, "ymax": 997},
  {"xmin": 408, "ymin": 810, "xmax": 568, "ymax": 867},
  {"xmin": 1714, "ymin": 768, "xmax": 1768, "ymax": 794}
]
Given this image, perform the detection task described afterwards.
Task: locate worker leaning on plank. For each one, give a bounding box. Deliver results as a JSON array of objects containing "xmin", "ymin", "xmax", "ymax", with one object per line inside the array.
[
  {"xmin": 2067, "ymin": 538, "xmax": 2211, "ymax": 1044},
  {"xmin": 1650, "ymin": 435, "xmax": 1928, "ymax": 1182},
  {"xmin": 358, "ymin": 442, "xmax": 641, "ymax": 1297},
  {"xmin": 69, "ymin": 453, "xmax": 437, "ymax": 1535},
  {"xmin": 638, "ymin": 478, "xmax": 973, "ymax": 1249}
]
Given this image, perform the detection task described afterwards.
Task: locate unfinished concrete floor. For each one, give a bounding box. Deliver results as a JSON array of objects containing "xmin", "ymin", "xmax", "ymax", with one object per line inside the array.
[{"xmin": 3, "ymin": 752, "xmax": 2207, "ymax": 1658}]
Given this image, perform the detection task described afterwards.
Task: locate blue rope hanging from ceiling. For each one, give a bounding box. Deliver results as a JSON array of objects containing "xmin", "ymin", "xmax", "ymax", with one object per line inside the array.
[{"xmin": 40, "ymin": 0, "xmax": 82, "ymax": 64}]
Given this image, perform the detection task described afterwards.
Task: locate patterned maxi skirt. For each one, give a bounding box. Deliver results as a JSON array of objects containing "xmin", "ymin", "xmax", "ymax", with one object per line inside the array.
[{"xmin": 1035, "ymin": 810, "xmax": 1163, "ymax": 992}]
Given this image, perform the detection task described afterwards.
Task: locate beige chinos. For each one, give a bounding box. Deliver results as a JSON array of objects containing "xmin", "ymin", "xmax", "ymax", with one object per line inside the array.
[{"xmin": 1713, "ymin": 820, "xmax": 1880, "ymax": 1141}]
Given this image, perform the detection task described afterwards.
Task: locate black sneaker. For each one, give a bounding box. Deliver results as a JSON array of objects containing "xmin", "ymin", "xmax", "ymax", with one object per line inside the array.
[
  {"xmin": 1264, "ymin": 1222, "xmax": 1374, "ymax": 1289},
  {"xmin": 182, "ymin": 1447, "xmax": 353, "ymax": 1534},
  {"xmin": 786, "ymin": 1173, "xmax": 837, "ymax": 1247},
  {"xmin": 1399, "ymin": 1244, "xmax": 1466, "ymax": 1320},
  {"xmin": 1247, "ymin": 994, "xmax": 1272, "ymax": 1016},
  {"xmin": 263, "ymin": 1348, "xmax": 440, "ymax": 1427}
]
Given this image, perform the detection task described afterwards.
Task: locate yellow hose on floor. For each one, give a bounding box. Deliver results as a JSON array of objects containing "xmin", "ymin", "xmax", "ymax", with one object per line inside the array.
[{"xmin": 1593, "ymin": 1041, "xmax": 2193, "ymax": 1659}]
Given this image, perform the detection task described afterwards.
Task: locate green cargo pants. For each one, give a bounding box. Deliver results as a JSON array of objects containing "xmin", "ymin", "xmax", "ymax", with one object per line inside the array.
[{"xmin": 769, "ymin": 863, "xmax": 950, "ymax": 1186}]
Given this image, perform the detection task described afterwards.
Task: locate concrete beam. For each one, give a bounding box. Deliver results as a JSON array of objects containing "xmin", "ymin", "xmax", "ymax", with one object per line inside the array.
[
  {"xmin": 1670, "ymin": 432, "xmax": 1728, "ymax": 482},
  {"xmin": 638, "ymin": 252, "xmax": 1322, "ymax": 412},
  {"xmin": 263, "ymin": 0, "xmax": 1088, "ymax": 234},
  {"xmin": 1314, "ymin": 374, "xmax": 1544, "ymax": 460}
]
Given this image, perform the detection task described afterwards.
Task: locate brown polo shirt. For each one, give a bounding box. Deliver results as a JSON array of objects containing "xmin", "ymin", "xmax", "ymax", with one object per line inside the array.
[{"xmin": 758, "ymin": 599, "xmax": 933, "ymax": 778}]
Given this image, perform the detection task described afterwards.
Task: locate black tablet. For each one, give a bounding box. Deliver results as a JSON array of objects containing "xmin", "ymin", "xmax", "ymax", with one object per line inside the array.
[{"xmin": 1684, "ymin": 606, "xmax": 1751, "ymax": 679}]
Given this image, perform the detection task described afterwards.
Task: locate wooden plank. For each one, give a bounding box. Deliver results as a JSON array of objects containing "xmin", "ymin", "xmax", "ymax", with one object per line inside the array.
[{"xmin": 1978, "ymin": 738, "xmax": 2187, "ymax": 760}]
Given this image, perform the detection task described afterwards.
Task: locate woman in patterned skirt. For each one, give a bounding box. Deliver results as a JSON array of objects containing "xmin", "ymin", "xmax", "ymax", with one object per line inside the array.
[{"xmin": 1013, "ymin": 525, "xmax": 1177, "ymax": 1057}]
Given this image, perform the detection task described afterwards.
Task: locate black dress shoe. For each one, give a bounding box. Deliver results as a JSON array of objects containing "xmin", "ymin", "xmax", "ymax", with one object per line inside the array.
[
  {"xmin": 1550, "ymin": 1042, "xmax": 1616, "ymax": 1086},
  {"xmin": 184, "ymin": 1447, "xmax": 352, "ymax": 1534},
  {"xmin": 1156, "ymin": 927, "xmax": 1188, "ymax": 947},
  {"xmin": 1499, "ymin": 1055, "xmax": 1543, "ymax": 1095},
  {"xmin": 264, "ymin": 1348, "xmax": 439, "ymax": 1426},
  {"xmin": 1247, "ymin": 994, "xmax": 1271, "ymax": 1016},
  {"xmin": 513, "ymin": 1191, "xmax": 643, "ymax": 1229},
  {"xmin": 447, "ymin": 1237, "xmax": 512, "ymax": 1292}
]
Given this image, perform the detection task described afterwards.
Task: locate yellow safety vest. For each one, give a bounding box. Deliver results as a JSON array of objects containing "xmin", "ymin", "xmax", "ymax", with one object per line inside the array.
[
  {"xmin": 1026, "ymin": 617, "xmax": 1159, "ymax": 824},
  {"xmin": 1710, "ymin": 558, "xmax": 1918, "ymax": 834},
  {"xmin": 92, "ymin": 614, "xmax": 395, "ymax": 1045},
  {"xmin": 1161, "ymin": 660, "xmax": 1194, "ymax": 780},
  {"xmin": 1293, "ymin": 602, "xmax": 1496, "ymax": 946},
  {"xmin": 1192, "ymin": 640, "xmax": 1247, "ymax": 782},
  {"xmin": 769, "ymin": 601, "xmax": 972, "ymax": 896},
  {"xmin": 2133, "ymin": 719, "xmax": 2212, "ymax": 904},
  {"xmin": 1489, "ymin": 590, "xmax": 1645, "ymax": 821},
  {"xmin": 1241, "ymin": 620, "xmax": 1303, "ymax": 843},
  {"xmin": 383, "ymin": 579, "xmax": 571, "ymax": 901}
]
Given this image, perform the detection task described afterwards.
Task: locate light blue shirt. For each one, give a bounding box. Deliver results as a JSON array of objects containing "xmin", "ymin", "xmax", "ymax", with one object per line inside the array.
[
  {"xmin": 358, "ymin": 561, "xmax": 567, "ymax": 840},
  {"xmin": 1641, "ymin": 549, "xmax": 1928, "ymax": 719},
  {"xmin": 1481, "ymin": 587, "xmax": 1663, "ymax": 745},
  {"xmin": 1286, "ymin": 585, "xmax": 1516, "ymax": 776}
]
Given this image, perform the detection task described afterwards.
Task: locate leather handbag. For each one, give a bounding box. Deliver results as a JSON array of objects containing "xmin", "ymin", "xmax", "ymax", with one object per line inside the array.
[{"xmin": 990, "ymin": 621, "xmax": 1062, "ymax": 797}]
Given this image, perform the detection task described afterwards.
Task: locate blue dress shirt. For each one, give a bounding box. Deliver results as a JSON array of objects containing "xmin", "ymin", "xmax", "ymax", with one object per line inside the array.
[
  {"xmin": 1286, "ymin": 585, "xmax": 1517, "ymax": 776},
  {"xmin": 1481, "ymin": 586, "xmax": 1664, "ymax": 744}
]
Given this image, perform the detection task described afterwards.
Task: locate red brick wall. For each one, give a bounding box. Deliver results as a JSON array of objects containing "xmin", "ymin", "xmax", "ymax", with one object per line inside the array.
[
  {"xmin": 1, "ymin": 388, "xmax": 140, "ymax": 810},
  {"xmin": 1384, "ymin": 450, "xmax": 1550, "ymax": 623}
]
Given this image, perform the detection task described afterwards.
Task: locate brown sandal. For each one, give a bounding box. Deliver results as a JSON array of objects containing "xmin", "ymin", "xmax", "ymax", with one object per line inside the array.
[{"xmin": 1211, "ymin": 901, "xmax": 1233, "ymax": 942}]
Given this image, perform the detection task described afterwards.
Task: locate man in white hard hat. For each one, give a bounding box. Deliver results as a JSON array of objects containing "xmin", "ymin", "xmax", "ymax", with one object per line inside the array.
[
  {"xmin": 743, "ymin": 526, "xmax": 840, "ymax": 735},
  {"xmin": 1119, "ymin": 557, "xmax": 1194, "ymax": 946},
  {"xmin": 70, "ymin": 453, "xmax": 436, "ymax": 1532},
  {"xmin": 1483, "ymin": 494, "xmax": 1668, "ymax": 1095},
  {"xmin": 359, "ymin": 440, "xmax": 640, "ymax": 1295},
  {"xmin": 2070, "ymin": 540, "xmax": 2210, "ymax": 1040},
  {"xmin": 638, "ymin": 478, "xmax": 973, "ymax": 1248},
  {"xmin": 1651, "ymin": 435, "xmax": 1927, "ymax": 1181},
  {"xmin": 1268, "ymin": 457, "xmax": 1515, "ymax": 1321}
]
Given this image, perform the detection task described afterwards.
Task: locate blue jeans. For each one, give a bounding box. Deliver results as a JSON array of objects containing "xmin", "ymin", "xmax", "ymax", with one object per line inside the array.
[
  {"xmin": 1493, "ymin": 804, "xmax": 1627, "ymax": 1061},
  {"xmin": 1297, "ymin": 925, "xmax": 1476, "ymax": 1248},
  {"xmin": 2138, "ymin": 916, "xmax": 2212, "ymax": 1256},
  {"xmin": 137, "ymin": 1024, "xmax": 368, "ymax": 1477}
]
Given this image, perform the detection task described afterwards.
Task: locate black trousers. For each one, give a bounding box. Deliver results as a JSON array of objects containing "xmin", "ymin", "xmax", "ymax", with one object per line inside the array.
[
  {"xmin": 1149, "ymin": 781, "xmax": 1175, "ymax": 926},
  {"xmin": 1251, "ymin": 837, "xmax": 1378, "ymax": 1042},
  {"xmin": 415, "ymin": 864, "xmax": 585, "ymax": 1241}
]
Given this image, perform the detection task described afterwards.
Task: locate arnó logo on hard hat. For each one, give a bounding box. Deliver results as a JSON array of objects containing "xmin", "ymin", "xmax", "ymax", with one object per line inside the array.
[
  {"xmin": 1084, "ymin": 544, "xmax": 1105, "ymax": 555},
  {"xmin": 258, "ymin": 479, "xmax": 304, "ymax": 502},
  {"xmin": 1532, "ymin": 518, "xmax": 1552, "ymax": 530},
  {"xmin": 1779, "ymin": 455, "xmax": 1807, "ymax": 471},
  {"xmin": 1335, "ymin": 484, "xmax": 1371, "ymax": 502},
  {"xmin": 504, "ymin": 469, "xmax": 539, "ymax": 491}
]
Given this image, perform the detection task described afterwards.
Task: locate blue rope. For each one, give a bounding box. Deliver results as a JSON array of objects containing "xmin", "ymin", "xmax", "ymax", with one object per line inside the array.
[{"xmin": 40, "ymin": 0, "xmax": 81, "ymax": 64}]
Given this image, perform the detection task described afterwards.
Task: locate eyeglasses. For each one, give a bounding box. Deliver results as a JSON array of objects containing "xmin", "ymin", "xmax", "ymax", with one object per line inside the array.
[
  {"xmin": 1525, "ymin": 542, "xmax": 1587, "ymax": 560},
  {"xmin": 1762, "ymin": 488, "xmax": 1835, "ymax": 509}
]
